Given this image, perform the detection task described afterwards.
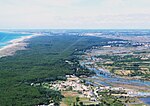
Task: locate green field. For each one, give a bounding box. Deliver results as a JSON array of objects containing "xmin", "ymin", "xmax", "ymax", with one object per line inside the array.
[{"xmin": 96, "ymin": 54, "xmax": 150, "ymax": 79}]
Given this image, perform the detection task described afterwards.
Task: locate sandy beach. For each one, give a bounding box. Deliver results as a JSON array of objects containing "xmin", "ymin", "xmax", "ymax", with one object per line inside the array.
[{"xmin": 0, "ymin": 33, "xmax": 43, "ymax": 58}]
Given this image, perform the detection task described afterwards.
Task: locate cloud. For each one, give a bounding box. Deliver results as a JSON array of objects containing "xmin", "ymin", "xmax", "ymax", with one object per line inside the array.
[{"xmin": 0, "ymin": 0, "xmax": 150, "ymax": 29}]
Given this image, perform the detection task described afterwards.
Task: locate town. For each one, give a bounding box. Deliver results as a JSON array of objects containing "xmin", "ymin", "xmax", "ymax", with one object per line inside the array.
[{"xmin": 33, "ymin": 74, "xmax": 149, "ymax": 106}]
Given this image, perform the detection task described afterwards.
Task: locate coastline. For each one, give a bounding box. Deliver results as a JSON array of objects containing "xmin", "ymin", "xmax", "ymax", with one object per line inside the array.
[{"xmin": 0, "ymin": 33, "xmax": 43, "ymax": 58}]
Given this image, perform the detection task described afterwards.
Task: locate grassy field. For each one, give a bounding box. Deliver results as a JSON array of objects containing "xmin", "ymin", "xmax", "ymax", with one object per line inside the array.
[
  {"xmin": 96, "ymin": 54, "xmax": 150, "ymax": 79},
  {"xmin": 61, "ymin": 91, "xmax": 79, "ymax": 106},
  {"xmin": 61, "ymin": 91, "xmax": 98, "ymax": 106}
]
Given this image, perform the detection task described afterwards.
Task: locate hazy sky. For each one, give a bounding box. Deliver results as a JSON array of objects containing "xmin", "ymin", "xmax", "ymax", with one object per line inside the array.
[{"xmin": 0, "ymin": 0, "xmax": 150, "ymax": 29}]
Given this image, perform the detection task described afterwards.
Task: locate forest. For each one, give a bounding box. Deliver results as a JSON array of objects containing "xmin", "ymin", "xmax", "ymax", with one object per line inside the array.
[{"xmin": 0, "ymin": 34, "xmax": 114, "ymax": 105}]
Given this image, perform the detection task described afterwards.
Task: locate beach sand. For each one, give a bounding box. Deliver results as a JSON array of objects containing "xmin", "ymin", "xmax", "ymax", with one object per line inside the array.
[{"xmin": 0, "ymin": 33, "xmax": 43, "ymax": 58}]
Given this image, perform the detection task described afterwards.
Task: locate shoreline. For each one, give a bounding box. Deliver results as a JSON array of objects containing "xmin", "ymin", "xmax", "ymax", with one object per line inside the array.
[{"xmin": 0, "ymin": 33, "xmax": 43, "ymax": 58}]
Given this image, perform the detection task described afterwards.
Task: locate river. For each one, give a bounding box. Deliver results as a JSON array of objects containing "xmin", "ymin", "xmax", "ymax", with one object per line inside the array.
[{"xmin": 80, "ymin": 61, "xmax": 150, "ymax": 105}]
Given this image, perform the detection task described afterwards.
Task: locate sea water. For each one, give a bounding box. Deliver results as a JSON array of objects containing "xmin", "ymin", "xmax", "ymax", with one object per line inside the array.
[{"xmin": 0, "ymin": 32, "xmax": 32, "ymax": 48}]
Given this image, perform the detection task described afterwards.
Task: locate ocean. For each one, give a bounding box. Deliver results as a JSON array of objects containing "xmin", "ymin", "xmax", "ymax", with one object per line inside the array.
[{"xmin": 0, "ymin": 32, "xmax": 32, "ymax": 48}]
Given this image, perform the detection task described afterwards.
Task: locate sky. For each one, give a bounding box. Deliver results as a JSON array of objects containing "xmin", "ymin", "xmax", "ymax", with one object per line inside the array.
[{"xmin": 0, "ymin": 0, "xmax": 150, "ymax": 29}]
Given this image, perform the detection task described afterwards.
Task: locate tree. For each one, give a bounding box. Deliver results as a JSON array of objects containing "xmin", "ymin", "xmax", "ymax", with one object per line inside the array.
[
  {"xmin": 79, "ymin": 101, "xmax": 83, "ymax": 106},
  {"xmin": 76, "ymin": 97, "xmax": 80, "ymax": 105},
  {"xmin": 76, "ymin": 97, "xmax": 80, "ymax": 102}
]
